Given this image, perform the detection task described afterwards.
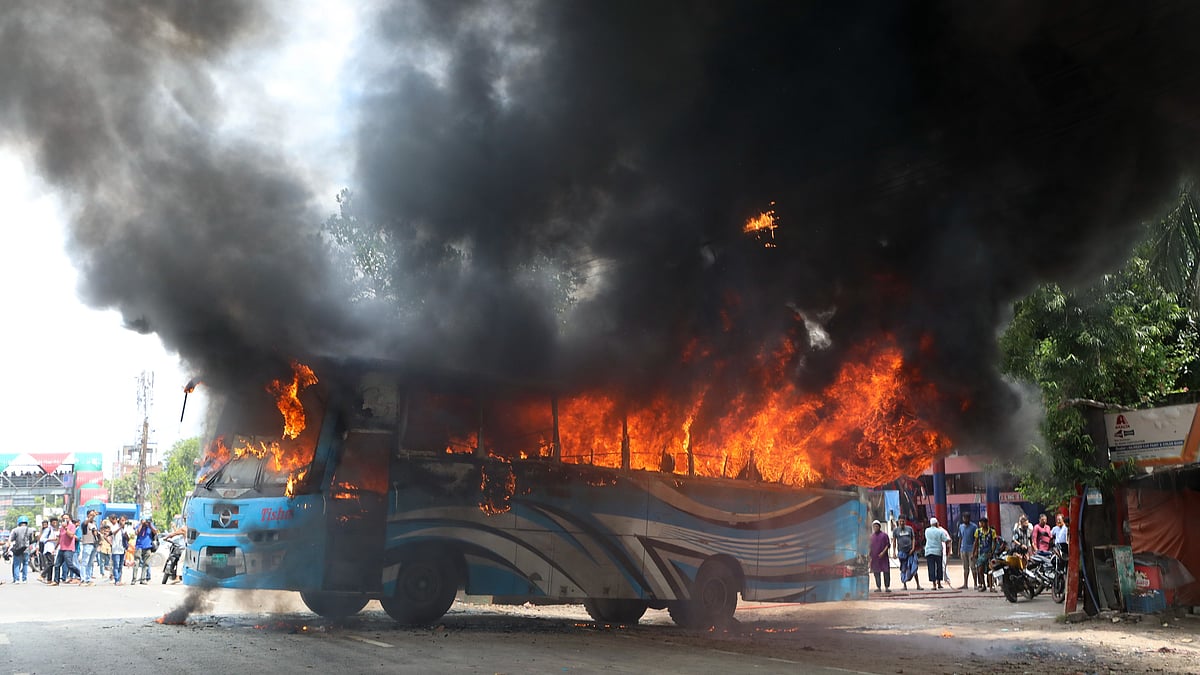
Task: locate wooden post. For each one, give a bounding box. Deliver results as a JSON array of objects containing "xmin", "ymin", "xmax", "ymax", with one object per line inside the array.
[{"xmin": 1065, "ymin": 486, "xmax": 1084, "ymax": 613}]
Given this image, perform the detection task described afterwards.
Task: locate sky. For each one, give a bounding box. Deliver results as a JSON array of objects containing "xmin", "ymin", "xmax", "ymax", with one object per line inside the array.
[
  {"xmin": 0, "ymin": 2, "xmax": 357, "ymax": 477},
  {"xmin": 0, "ymin": 153, "xmax": 204, "ymax": 468}
]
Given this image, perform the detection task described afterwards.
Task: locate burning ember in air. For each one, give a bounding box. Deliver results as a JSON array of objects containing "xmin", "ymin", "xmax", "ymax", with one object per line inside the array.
[{"xmin": 743, "ymin": 203, "xmax": 778, "ymax": 248}]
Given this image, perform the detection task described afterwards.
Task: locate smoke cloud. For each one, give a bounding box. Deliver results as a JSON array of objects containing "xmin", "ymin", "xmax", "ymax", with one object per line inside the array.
[{"xmin": 4, "ymin": 2, "xmax": 1200, "ymax": 453}]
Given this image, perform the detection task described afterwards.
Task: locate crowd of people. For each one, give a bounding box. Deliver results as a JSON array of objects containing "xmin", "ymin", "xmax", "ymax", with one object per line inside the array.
[
  {"xmin": 867, "ymin": 510, "xmax": 1070, "ymax": 593},
  {"xmin": 4, "ymin": 510, "xmax": 184, "ymax": 586}
]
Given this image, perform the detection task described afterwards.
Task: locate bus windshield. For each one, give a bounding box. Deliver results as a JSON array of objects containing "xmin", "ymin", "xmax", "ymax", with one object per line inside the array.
[{"xmin": 199, "ymin": 378, "xmax": 327, "ymax": 491}]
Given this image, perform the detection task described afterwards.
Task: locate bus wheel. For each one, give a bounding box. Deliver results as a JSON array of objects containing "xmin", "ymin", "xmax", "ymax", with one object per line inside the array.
[
  {"xmin": 300, "ymin": 592, "xmax": 369, "ymax": 619},
  {"xmin": 668, "ymin": 558, "xmax": 740, "ymax": 629},
  {"xmin": 583, "ymin": 598, "xmax": 648, "ymax": 624},
  {"xmin": 381, "ymin": 550, "xmax": 460, "ymax": 625}
]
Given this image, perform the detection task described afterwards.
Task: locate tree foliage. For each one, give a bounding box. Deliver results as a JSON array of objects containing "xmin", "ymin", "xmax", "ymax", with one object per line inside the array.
[
  {"xmin": 999, "ymin": 239, "xmax": 1200, "ymax": 507},
  {"xmin": 5, "ymin": 505, "xmax": 40, "ymax": 529},
  {"xmin": 150, "ymin": 437, "xmax": 200, "ymax": 530},
  {"xmin": 1147, "ymin": 187, "xmax": 1200, "ymax": 311},
  {"xmin": 106, "ymin": 473, "xmax": 138, "ymax": 504}
]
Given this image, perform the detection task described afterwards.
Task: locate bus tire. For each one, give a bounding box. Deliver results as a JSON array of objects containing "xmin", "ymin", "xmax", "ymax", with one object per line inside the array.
[
  {"xmin": 583, "ymin": 598, "xmax": 648, "ymax": 624},
  {"xmin": 668, "ymin": 558, "xmax": 740, "ymax": 629},
  {"xmin": 381, "ymin": 550, "xmax": 460, "ymax": 625},
  {"xmin": 300, "ymin": 591, "xmax": 370, "ymax": 619}
]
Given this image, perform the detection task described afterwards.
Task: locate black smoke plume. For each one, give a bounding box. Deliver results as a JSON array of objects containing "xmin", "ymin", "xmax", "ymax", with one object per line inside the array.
[{"xmin": 4, "ymin": 2, "xmax": 1200, "ymax": 453}]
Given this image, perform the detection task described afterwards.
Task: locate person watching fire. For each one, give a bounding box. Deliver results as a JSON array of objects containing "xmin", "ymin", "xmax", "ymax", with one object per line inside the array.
[
  {"xmin": 972, "ymin": 516, "xmax": 999, "ymax": 592},
  {"xmin": 869, "ymin": 520, "xmax": 891, "ymax": 593},
  {"xmin": 1032, "ymin": 513, "xmax": 1054, "ymax": 554},
  {"xmin": 957, "ymin": 512, "xmax": 978, "ymax": 590},
  {"xmin": 891, "ymin": 516, "xmax": 921, "ymax": 591},
  {"xmin": 134, "ymin": 517, "xmax": 158, "ymax": 585}
]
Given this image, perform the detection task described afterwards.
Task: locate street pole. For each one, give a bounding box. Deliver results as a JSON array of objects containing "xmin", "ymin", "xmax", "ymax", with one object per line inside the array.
[{"xmin": 134, "ymin": 371, "xmax": 153, "ymax": 513}]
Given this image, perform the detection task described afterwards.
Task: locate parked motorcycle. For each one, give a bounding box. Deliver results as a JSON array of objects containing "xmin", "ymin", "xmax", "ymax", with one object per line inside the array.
[
  {"xmin": 990, "ymin": 545, "xmax": 1041, "ymax": 603},
  {"xmin": 1024, "ymin": 547, "xmax": 1067, "ymax": 603},
  {"xmin": 161, "ymin": 533, "xmax": 186, "ymax": 584}
]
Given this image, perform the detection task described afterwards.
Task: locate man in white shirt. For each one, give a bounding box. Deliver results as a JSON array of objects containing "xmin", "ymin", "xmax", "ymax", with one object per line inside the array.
[{"xmin": 38, "ymin": 518, "xmax": 59, "ymax": 584}]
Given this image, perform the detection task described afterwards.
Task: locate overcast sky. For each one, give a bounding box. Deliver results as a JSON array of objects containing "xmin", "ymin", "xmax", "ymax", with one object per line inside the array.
[
  {"xmin": 0, "ymin": 153, "xmax": 204, "ymax": 466},
  {"xmin": 0, "ymin": 3, "xmax": 357, "ymax": 475}
]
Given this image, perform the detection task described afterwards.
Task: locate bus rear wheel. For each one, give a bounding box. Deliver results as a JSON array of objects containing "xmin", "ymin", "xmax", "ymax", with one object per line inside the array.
[
  {"xmin": 668, "ymin": 558, "xmax": 739, "ymax": 629},
  {"xmin": 381, "ymin": 550, "xmax": 460, "ymax": 626},
  {"xmin": 300, "ymin": 591, "xmax": 369, "ymax": 619},
  {"xmin": 583, "ymin": 598, "xmax": 648, "ymax": 624}
]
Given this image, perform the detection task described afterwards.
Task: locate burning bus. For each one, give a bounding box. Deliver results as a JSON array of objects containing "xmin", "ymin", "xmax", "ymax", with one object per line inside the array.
[{"xmin": 185, "ymin": 358, "xmax": 869, "ymax": 627}]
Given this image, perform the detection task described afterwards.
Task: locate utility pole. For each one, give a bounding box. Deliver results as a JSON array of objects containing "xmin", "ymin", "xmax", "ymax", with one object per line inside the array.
[{"xmin": 134, "ymin": 371, "xmax": 154, "ymax": 511}]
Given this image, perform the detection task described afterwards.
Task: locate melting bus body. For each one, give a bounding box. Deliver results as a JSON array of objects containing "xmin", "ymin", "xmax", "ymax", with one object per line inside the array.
[{"xmin": 185, "ymin": 361, "xmax": 869, "ymax": 627}]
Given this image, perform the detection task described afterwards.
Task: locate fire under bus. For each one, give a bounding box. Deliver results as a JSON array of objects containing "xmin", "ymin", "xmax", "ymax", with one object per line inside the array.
[{"xmin": 185, "ymin": 359, "xmax": 869, "ymax": 627}]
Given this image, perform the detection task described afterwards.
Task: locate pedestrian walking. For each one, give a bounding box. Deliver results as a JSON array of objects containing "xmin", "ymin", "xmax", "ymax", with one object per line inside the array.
[
  {"xmin": 8, "ymin": 516, "xmax": 33, "ymax": 583},
  {"xmin": 892, "ymin": 516, "xmax": 922, "ymax": 591},
  {"xmin": 923, "ymin": 517, "xmax": 950, "ymax": 590},
  {"xmin": 39, "ymin": 517, "xmax": 59, "ymax": 584},
  {"xmin": 869, "ymin": 520, "xmax": 891, "ymax": 593}
]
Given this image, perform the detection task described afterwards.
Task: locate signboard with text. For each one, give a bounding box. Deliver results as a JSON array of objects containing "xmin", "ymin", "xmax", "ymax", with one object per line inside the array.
[{"xmin": 1106, "ymin": 403, "xmax": 1200, "ymax": 467}]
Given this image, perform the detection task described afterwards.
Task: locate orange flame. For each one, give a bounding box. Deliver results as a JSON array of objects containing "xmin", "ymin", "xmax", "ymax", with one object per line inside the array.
[
  {"xmin": 197, "ymin": 361, "xmax": 320, "ymax": 485},
  {"xmin": 267, "ymin": 361, "xmax": 318, "ymax": 439},
  {"xmin": 487, "ymin": 332, "xmax": 950, "ymax": 488}
]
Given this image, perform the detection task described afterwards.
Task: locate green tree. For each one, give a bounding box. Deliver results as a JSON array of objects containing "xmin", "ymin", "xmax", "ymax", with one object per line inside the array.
[
  {"xmin": 151, "ymin": 437, "xmax": 200, "ymax": 530},
  {"xmin": 106, "ymin": 473, "xmax": 138, "ymax": 503},
  {"xmin": 999, "ymin": 245, "xmax": 1200, "ymax": 506},
  {"xmin": 1147, "ymin": 186, "xmax": 1200, "ymax": 311},
  {"xmin": 5, "ymin": 505, "xmax": 39, "ymax": 529}
]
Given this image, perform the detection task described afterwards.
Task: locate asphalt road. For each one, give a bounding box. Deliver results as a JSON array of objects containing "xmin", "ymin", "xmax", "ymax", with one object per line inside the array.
[
  {"xmin": 0, "ymin": 582, "xmax": 868, "ymax": 675},
  {"xmin": 1, "ymin": 571, "xmax": 1197, "ymax": 674}
]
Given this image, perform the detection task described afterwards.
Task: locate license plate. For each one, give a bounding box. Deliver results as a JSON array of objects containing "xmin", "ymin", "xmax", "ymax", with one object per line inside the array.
[
  {"xmin": 211, "ymin": 553, "xmax": 228, "ymax": 566},
  {"xmin": 992, "ymin": 569, "xmax": 1004, "ymax": 581}
]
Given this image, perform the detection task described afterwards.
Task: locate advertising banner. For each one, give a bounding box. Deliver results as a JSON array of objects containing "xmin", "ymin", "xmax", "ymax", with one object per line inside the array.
[{"xmin": 1106, "ymin": 403, "xmax": 1200, "ymax": 467}]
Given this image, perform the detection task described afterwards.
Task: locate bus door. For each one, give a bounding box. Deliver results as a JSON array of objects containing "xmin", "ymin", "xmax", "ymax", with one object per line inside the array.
[{"xmin": 322, "ymin": 428, "xmax": 392, "ymax": 592}]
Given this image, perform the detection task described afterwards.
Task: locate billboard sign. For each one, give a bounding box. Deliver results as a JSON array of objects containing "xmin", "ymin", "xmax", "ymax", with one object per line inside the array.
[{"xmin": 1106, "ymin": 403, "xmax": 1200, "ymax": 467}]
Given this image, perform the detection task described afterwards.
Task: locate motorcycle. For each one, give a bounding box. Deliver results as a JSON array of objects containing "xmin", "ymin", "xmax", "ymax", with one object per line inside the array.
[
  {"xmin": 1024, "ymin": 547, "xmax": 1067, "ymax": 603},
  {"xmin": 989, "ymin": 544, "xmax": 1042, "ymax": 603},
  {"xmin": 161, "ymin": 533, "xmax": 186, "ymax": 584}
]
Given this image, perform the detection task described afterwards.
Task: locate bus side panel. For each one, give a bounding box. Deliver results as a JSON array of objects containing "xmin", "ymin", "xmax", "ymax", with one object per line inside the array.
[
  {"xmin": 184, "ymin": 495, "xmax": 326, "ymax": 591},
  {"xmin": 639, "ymin": 476, "xmax": 762, "ymax": 601},
  {"xmin": 640, "ymin": 478, "xmax": 868, "ymax": 603},
  {"xmin": 383, "ymin": 457, "xmax": 867, "ymax": 605},
  {"xmin": 515, "ymin": 466, "xmax": 649, "ymax": 601},
  {"xmin": 385, "ymin": 460, "xmax": 526, "ymax": 598},
  {"xmin": 748, "ymin": 488, "xmax": 869, "ymax": 602},
  {"xmin": 386, "ymin": 459, "xmax": 654, "ymax": 601}
]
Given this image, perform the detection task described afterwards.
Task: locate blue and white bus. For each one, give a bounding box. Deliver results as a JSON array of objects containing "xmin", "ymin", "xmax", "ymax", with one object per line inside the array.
[{"xmin": 185, "ymin": 360, "xmax": 868, "ymax": 627}]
